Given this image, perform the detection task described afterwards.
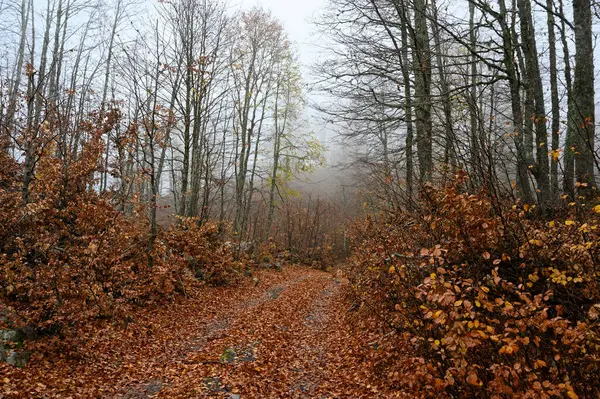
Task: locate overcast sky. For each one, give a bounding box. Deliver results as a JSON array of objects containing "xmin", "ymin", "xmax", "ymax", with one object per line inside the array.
[
  {"xmin": 237, "ymin": 0, "xmax": 326, "ymax": 69},
  {"xmin": 235, "ymin": 0, "xmax": 346, "ymax": 167},
  {"xmin": 235, "ymin": 0, "xmax": 338, "ymax": 145}
]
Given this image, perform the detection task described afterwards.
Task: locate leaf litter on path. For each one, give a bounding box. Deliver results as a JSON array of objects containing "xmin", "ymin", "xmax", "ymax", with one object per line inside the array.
[{"xmin": 1, "ymin": 266, "xmax": 401, "ymax": 398}]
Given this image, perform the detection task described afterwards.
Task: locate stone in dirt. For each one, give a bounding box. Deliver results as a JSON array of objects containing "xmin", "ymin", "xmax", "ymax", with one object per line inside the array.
[
  {"xmin": 262, "ymin": 262, "xmax": 283, "ymax": 271},
  {"xmin": 203, "ymin": 376, "xmax": 231, "ymax": 393},
  {"xmin": 267, "ymin": 286, "xmax": 285, "ymax": 299},
  {"xmin": 2, "ymin": 330, "xmax": 21, "ymax": 342},
  {"xmin": 1, "ymin": 329, "xmax": 29, "ymax": 368},
  {"xmin": 1, "ymin": 349, "xmax": 30, "ymax": 368},
  {"xmin": 220, "ymin": 348, "xmax": 236, "ymax": 363}
]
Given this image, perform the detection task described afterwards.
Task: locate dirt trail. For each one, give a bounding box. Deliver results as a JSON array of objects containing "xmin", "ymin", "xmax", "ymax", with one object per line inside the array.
[
  {"xmin": 126, "ymin": 268, "xmax": 353, "ymax": 398},
  {"xmin": 2, "ymin": 267, "xmax": 388, "ymax": 399}
]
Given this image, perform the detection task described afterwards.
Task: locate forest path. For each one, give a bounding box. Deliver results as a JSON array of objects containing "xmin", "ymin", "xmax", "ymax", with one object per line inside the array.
[
  {"xmin": 119, "ymin": 266, "xmax": 373, "ymax": 399},
  {"xmin": 3, "ymin": 266, "xmax": 387, "ymax": 398}
]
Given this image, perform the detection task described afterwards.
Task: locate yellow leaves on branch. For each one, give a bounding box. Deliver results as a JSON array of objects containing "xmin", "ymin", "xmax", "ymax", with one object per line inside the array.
[{"xmin": 549, "ymin": 149, "xmax": 561, "ymax": 161}]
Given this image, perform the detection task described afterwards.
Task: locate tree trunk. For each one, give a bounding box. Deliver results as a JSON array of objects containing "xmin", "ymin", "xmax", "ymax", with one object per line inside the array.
[
  {"xmin": 101, "ymin": 0, "xmax": 123, "ymax": 191},
  {"xmin": 399, "ymin": 2, "xmax": 414, "ymax": 206},
  {"xmin": 518, "ymin": 0, "xmax": 550, "ymax": 208},
  {"xmin": 546, "ymin": 0, "xmax": 560, "ymax": 200},
  {"xmin": 430, "ymin": 0, "xmax": 456, "ymax": 180},
  {"xmin": 4, "ymin": 0, "xmax": 29, "ymax": 142},
  {"xmin": 412, "ymin": 0, "xmax": 433, "ymax": 183},
  {"xmin": 572, "ymin": 0, "xmax": 596, "ymax": 198},
  {"xmin": 468, "ymin": 1, "xmax": 481, "ymax": 183},
  {"xmin": 558, "ymin": 0, "xmax": 575, "ymax": 198},
  {"xmin": 498, "ymin": 0, "xmax": 534, "ymax": 202}
]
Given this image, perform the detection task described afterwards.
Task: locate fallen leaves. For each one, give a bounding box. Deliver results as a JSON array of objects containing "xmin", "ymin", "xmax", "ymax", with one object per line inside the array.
[
  {"xmin": 0, "ymin": 267, "xmax": 297, "ymax": 397},
  {"xmin": 1, "ymin": 266, "xmax": 403, "ymax": 398}
]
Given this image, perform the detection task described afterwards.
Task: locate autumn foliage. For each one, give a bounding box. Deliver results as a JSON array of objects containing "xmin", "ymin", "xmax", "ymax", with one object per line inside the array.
[
  {"xmin": 349, "ymin": 174, "xmax": 600, "ymax": 398},
  {"xmin": 165, "ymin": 219, "xmax": 239, "ymax": 286},
  {"xmin": 0, "ymin": 111, "xmax": 237, "ymax": 337}
]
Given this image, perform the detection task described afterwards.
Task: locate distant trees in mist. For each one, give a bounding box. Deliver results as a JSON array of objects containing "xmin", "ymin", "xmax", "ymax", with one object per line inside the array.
[{"xmin": 313, "ymin": 0, "xmax": 599, "ymax": 209}]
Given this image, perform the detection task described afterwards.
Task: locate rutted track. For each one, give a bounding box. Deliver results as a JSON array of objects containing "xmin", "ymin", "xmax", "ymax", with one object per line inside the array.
[
  {"xmin": 2, "ymin": 266, "xmax": 392, "ymax": 398},
  {"xmin": 139, "ymin": 270, "xmax": 349, "ymax": 398}
]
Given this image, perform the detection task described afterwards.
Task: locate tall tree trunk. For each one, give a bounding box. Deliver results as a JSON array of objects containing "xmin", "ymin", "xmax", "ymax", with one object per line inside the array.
[
  {"xmin": 498, "ymin": 0, "xmax": 534, "ymax": 202},
  {"xmin": 188, "ymin": 91, "xmax": 204, "ymax": 217},
  {"xmin": 372, "ymin": 0, "xmax": 414, "ymax": 207},
  {"xmin": 468, "ymin": 1, "xmax": 481, "ymax": 183},
  {"xmin": 242, "ymin": 98, "xmax": 267, "ymax": 241},
  {"xmin": 22, "ymin": 68, "xmax": 36, "ymax": 205},
  {"xmin": 430, "ymin": 0, "xmax": 456, "ymax": 180},
  {"xmin": 179, "ymin": 69, "xmax": 192, "ymax": 216},
  {"xmin": 47, "ymin": 0, "xmax": 64, "ymax": 103},
  {"xmin": 156, "ymin": 71, "xmax": 180, "ymax": 197},
  {"xmin": 572, "ymin": 0, "xmax": 596, "ymax": 198},
  {"xmin": 511, "ymin": 0, "xmax": 535, "ymax": 184},
  {"xmin": 233, "ymin": 56, "xmax": 255, "ymax": 232},
  {"xmin": 146, "ymin": 25, "xmax": 162, "ymax": 268},
  {"xmin": 518, "ymin": 0, "xmax": 550, "ymax": 208},
  {"xmin": 546, "ymin": 0, "xmax": 560, "ymax": 200},
  {"xmin": 4, "ymin": 0, "xmax": 30, "ymax": 142},
  {"xmin": 101, "ymin": 0, "xmax": 123, "ymax": 191},
  {"xmin": 33, "ymin": 0, "xmax": 54, "ymax": 131},
  {"xmin": 266, "ymin": 139, "xmax": 281, "ymax": 240},
  {"xmin": 558, "ymin": 0, "xmax": 575, "ymax": 198},
  {"xmin": 412, "ymin": 0, "xmax": 433, "ymax": 183},
  {"xmin": 399, "ymin": 3, "xmax": 414, "ymax": 206}
]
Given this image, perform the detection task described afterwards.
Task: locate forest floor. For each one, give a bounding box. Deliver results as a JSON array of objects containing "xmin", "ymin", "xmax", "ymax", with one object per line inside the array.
[{"xmin": 1, "ymin": 266, "xmax": 399, "ymax": 398}]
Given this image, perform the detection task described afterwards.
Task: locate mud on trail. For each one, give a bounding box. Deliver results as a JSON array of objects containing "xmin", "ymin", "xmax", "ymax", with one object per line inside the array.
[{"xmin": 1, "ymin": 267, "xmax": 397, "ymax": 398}]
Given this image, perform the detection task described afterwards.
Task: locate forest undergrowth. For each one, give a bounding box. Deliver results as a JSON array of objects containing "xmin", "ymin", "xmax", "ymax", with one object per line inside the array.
[
  {"xmin": 2, "ymin": 0, "xmax": 600, "ymax": 395},
  {"xmin": 348, "ymin": 173, "xmax": 600, "ymax": 398},
  {"xmin": 1, "ymin": 112, "xmax": 600, "ymax": 398}
]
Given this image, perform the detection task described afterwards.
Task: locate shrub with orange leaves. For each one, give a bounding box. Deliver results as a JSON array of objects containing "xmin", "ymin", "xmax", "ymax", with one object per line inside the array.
[
  {"xmin": 2, "ymin": 111, "xmax": 163, "ymax": 332},
  {"xmin": 165, "ymin": 218, "xmax": 239, "ymax": 286},
  {"xmin": 0, "ymin": 109, "xmax": 237, "ymax": 339},
  {"xmin": 349, "ymin": 175, "xmax": 600, "ymax": 398}
]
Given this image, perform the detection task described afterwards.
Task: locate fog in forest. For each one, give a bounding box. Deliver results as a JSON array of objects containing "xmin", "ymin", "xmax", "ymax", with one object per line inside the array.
[{"xmin": 3, "ymin": 0, "xmax": 600, "ymax": 396}]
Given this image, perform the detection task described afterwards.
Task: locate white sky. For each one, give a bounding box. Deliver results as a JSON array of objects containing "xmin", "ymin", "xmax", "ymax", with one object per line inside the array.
[{"xmin": 235, "ymin": 0, "xmax": 348, "ymax": 181}]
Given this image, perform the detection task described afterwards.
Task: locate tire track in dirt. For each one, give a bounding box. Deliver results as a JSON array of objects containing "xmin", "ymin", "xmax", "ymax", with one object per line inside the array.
[
  {"xmin": 286, "ymin": 280, "xmax": 342, "ymax": 398},
  {"xmin": 1, "ymin": 266, "xmax": 385, "ymax": 399},
  {"xmin": 118, "ymin": 271, "xmax": 320, "ymax": 398},
  {"xmin": 149, "ymin": 269, "xmax": 350, "ymax": 398}
]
